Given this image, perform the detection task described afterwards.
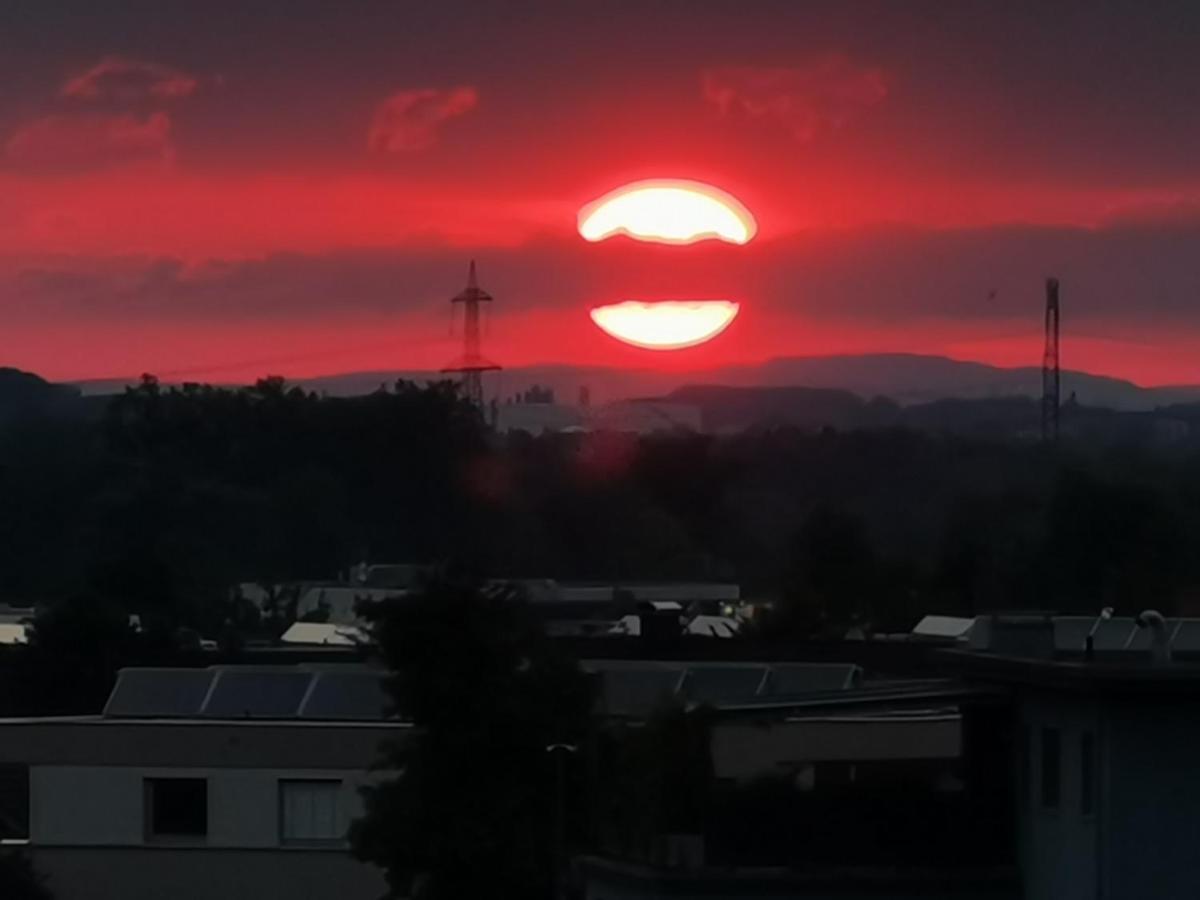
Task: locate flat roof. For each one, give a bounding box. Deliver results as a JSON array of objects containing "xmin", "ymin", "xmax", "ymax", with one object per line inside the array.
[
  {"xmin": 0, "ymin": 715, "xmax": 411, "ymax": 729},
  {"xmin": 941, "ymin": 647, "xmax": 1200, "ymax": 694},
  {"xmin": 575, "ymin": 856, "xmax": 1018, "ymax": 893},
  {"xmin": 710, "ymin": 679, "xmax": 1003, "ymax": 716}
]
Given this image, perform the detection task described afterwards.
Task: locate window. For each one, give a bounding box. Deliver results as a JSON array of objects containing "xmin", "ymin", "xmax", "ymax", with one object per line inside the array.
[
  {"xmin": 145, "ymin": 778, "xmax": 207, "ymax": 839},
  {"xmin": 1080, "ymin": 732, "xmax": 1095, "ymax": 816},
  {"xmin": 1041, "ymin": 727, "xmax": 1060, "ymax": 809},
  {"xmin": 279, "ymin": 780, "xmax": 343, "ymax": 844},
  {"xmin": 0, "ymin": 764, "xmax": 29, "ymax": 840}
]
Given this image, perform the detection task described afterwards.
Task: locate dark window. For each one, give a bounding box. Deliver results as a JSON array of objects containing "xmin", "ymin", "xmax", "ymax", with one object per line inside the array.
[
  {"xmin": 1081, "ymin": 732, "xmax": 1095, "ymax": 815},
  {"xmin": 0, "ymin": 764, "xmax": 29, "ymax": 839},
  {"xmin": 1041, "ymin": 727, "xmax": 1060, "ymax": 809},
  {"xmin": 145, "ymin": 778, "xmax": 207, "ymax": 839},
  {"xmin": 813, "ymin": 762, "xmax": 855, "ymax": 790}
]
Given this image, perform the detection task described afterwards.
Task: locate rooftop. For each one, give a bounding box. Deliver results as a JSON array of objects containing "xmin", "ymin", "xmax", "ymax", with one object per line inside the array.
[
  {"xmin": 942, "ymin": 648, "xmax": 1200, "ymax": 694},
  {"xmin": 575, "ymin": 856, "xmax": 1018, "ymax": 896}
]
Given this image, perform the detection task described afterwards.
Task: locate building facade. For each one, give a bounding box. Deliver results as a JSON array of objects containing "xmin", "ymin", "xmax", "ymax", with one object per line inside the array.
[
  {"xmin": 957, "ymin": 612, "xmax": 1200, "ymax": 900},
  {"xmin": 0, "ymin": 666, "xmax": 406, "ymax": 900},
  {"xmin": 1012, "ymin": 677, "xmax": 1200, "ymax": 900}
]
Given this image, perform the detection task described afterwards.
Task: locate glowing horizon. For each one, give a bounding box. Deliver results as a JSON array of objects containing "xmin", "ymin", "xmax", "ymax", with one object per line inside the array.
[
  {"xmin": 578, "ymin": 180, "xmax": 757, "ymax": 245},
  {"xmin": 589, "ymin": 300, "xmax": 740, "ymax": 350}
]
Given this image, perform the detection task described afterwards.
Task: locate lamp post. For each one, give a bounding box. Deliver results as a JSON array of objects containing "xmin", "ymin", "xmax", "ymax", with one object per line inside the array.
[
  {"xmin": 546, "ymin": 743, "xmax": 578, "ymax": 900},
  {"xmin": 1085, "ymin": 606, "xmax": 1113, "ymax": 661}
]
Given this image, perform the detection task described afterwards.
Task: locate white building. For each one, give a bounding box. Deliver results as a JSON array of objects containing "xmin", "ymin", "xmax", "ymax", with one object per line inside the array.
[
  {"xmin": 957, "ymin": 612, "xmax": 1200, "ymax": 900},
  {"xmin": 0, "ymin": 604, "xmax": 31, "ymax": 645},
  {"xmin": 279, "ymin": 622, "xmax": 368, "ymax": 646},
  {"xmin": 294, "ymin": 585, "xmax": 405, "ymax": 625},
  {"xmin": 0, "ymin": 665, "xmax": 407, "ymax": 900}
]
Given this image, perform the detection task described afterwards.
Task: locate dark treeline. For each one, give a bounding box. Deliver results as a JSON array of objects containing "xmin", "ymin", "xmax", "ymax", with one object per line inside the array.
[{"xmin": 3, "ymin": 376, "xmax": 1200, "ymax": 643}]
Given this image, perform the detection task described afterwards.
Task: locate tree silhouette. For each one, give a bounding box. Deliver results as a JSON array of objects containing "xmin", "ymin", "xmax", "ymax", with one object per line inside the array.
[
  {"xmin": 15, "ymin": 593, "xmax": 143, "ymax": 715},
  {"xmin": 0, "ymin": 849, "xmax": 53, "ymax": 899},
  {"xmin": 351, "ymin": 575, "xmax": 593, "ymax": 900},
  {"xmin": 773, "ymin": 504, "xmax": 883, "ymax": 636},
  {"xmin": 5, "ymin": 373, "xmax": 1200, "ymax": 651},
  {"xmin": 594, "ymin": 704, "xmax": 713, "ymax": 861}
]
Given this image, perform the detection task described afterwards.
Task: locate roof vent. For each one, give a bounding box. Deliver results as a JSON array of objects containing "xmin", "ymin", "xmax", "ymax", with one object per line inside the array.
[{"xmin": 1136, "ymin": 609, "xmax": 1172, "ymax": 665}]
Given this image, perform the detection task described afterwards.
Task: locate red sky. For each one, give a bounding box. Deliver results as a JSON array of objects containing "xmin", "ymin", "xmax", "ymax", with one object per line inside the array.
[{"xmin": 3, "ymin": 1, "xmax": 1200, "ymax": 385}]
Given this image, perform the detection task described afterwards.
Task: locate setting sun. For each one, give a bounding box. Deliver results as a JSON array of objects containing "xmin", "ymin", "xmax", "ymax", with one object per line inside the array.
[
  {"xmin": 589, "ymin": 300, "xmax": 740, "ymax": 350},
  {"xmin": 578, "ymin": 180, "xmax": 757, "ymax": 245}
]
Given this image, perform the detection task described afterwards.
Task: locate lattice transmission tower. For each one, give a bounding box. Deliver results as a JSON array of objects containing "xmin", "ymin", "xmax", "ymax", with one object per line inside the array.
[{"xmin": 442, "ymin": 260, "xmax": 500, "ymax": 409}]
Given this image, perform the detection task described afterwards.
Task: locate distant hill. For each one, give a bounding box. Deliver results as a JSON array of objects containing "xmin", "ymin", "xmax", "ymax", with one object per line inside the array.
[
  {"xmin": 281, "ymin": 354, "xmax": 1200, "ymax": 412},
  {"xmin": 46, "ymin": 353, "xmax": 1200, "ymax": 445},
  {"xmin": 701, "ymin": 354, "xmax": 1200, "ymax": 411},
  {"xmin": 665, "ymin": 385, "xmax": 1200, "ymax": 445},
  {"xmin": 664, "ymin": 385, "xmax": 898, "ymax": 433},
  {"xmin": 0, "ymin": 368, "xmax": 85, "ymax": 424},
  {"xmin": 895, "ymin": 396, "xmax": 1041, "ymax": 439},
  {"xmin": 71, "ymin": 352, "xmax": 1200, "ymax": 412}
]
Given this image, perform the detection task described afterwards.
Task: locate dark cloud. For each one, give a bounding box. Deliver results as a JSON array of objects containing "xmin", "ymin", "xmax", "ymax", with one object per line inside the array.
[{"xmin": 8, "ymin": 221, "xmax": 1200, "ymax": 332}]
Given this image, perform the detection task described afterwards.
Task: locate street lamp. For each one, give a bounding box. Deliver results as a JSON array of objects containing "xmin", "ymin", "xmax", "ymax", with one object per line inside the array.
[
  {"xmin": 546, "ymin": 743, "xmax": 578, "ymax": 900},
  {"xmin": 1085, "ymin": 607, "xmax": 1113, "ymax": 661}
]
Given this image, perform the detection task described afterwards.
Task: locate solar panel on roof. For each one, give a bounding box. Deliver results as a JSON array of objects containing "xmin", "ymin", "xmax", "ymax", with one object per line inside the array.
[
  {"xmin": 1095, "ymin": 618, "xmax": 1138, "ymax": 651},
  {"xmin": 104, "ymin": 668, "xmax": 216, "ymax": 718},
  {"xmin": 1170, "ymin": 620, "xmax": 1200, "ymax": 652},
  {"xmin": 1125, "ymin": 619, "xmax": 1181, "ymax": 652},
  {"xmin": 682, "ymin": 666, "xmax": 767, "ymax": 704},
  {"xmin": 1053, "ymin": 618, "xmax": 1093, "ymax": 653},
  {"xmin": 200, "ymin": 669, "xmax": 314, "ymax": 718},
  {"xmin": 300, "ymin": 670, "xmax": 391, "ymax": 720},
  {"xmin": 766, "ymin": 664, "xmax": 861, "ymax": 696},
  {"xmin": 1057, "ymin": 617, "xmax": 1138, "ymax": 651}
]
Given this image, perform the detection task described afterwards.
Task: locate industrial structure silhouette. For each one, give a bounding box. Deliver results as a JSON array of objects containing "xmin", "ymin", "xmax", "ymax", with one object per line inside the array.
[{"xmin": 441, "ymin": 261, "xmax": 500, "ymax": 409}]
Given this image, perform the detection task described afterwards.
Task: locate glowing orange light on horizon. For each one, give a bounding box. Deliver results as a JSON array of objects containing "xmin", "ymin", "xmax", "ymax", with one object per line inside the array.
[
  {"xmin": 578, "ymin": 179, "xmax": 757, "ymax": 245},
  {"xmin": 590, "ymin": 300, "xmax": 740, "ymax": 350}
]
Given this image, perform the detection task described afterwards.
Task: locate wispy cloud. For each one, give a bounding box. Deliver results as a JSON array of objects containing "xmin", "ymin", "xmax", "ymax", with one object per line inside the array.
[
  {"xmin": 702, "ymin": 54, "xmax": 888, "ymax": 142},
  {"xmin": 5, "ymin": 112, "xmax": 173, "ymax": 170},
  {"xmin": 4, "ymin": 56, "xmax": 199, "ymax": 171},
  {"xmin": 367, "ymin": 87, "xmax": 479, "ymax": 152},
  {"xmin": 61, "ymin": 56, "xmax": 199, "ymax": 102}
]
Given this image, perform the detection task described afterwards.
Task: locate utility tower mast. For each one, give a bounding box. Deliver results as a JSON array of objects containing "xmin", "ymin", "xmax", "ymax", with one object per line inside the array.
[
  {"xmin": 1042, "ymin": 277, "xmax": 1061, "ymax": 443},
  {"xmin": 442, "ymin": 260, "xmax": 500, "ymax": 409}
]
